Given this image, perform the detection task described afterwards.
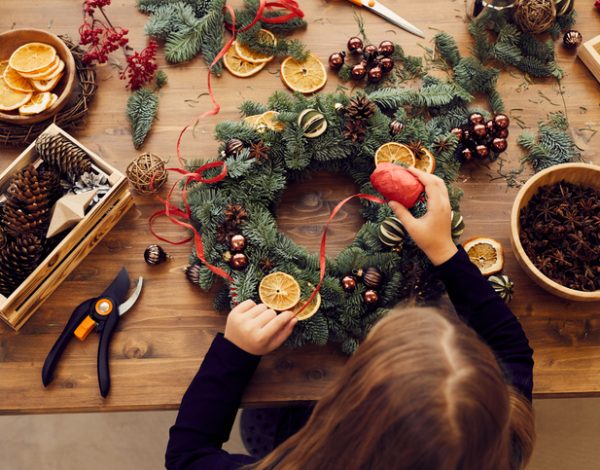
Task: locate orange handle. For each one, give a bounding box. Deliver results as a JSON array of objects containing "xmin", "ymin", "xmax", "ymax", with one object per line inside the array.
[
  {"xmin": 74, "ymin": 316, "xmax": 96, "ymax": 341},
  {"xmin": 347, "ymin": 0, "xmax": 364, "ymax": 6}
]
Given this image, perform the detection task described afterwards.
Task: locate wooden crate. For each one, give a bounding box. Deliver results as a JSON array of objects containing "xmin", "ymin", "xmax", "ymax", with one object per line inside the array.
[
  {"xmin": 578, "ymin": 34, "xmax": 600, "ymax": 84},
  {"xmin": 0, "ymin": 124, "xmax": 134, "ymax": 330}
]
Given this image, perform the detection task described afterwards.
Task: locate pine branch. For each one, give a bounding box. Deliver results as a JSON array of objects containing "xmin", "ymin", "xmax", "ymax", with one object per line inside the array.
[{"xmin": 127, "ymin": 88, "xmax": 159, "ymax": 149}]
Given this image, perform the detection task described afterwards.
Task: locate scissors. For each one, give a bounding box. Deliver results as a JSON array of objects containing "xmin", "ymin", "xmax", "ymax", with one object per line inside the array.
[
  {"xmin": 42, "ymin": 268, "xmax": 143, "ymax": 398},
  {"xmin": 346, "ymin": 0, "xmax": 425, "ymax": 38}
]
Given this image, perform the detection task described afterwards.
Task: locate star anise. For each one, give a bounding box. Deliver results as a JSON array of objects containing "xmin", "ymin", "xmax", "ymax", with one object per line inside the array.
[
  {"xmin": 259, "ymin": 258, "xmax": 274, "ymax": 273},
  {"xmin": 249, "ymin": 141, "xmax": 270, "ymax": 161},
  {"xmin": 432, "ymin": 137, "xmax": 453, "ymax": 154},
  {"xmin": 408, "ymin": 140, "xmax": 425, "ymax": 156}
]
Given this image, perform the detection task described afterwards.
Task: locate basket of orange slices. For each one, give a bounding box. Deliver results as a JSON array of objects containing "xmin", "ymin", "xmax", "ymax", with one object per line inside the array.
[{"xmin": 0, "ymin": 29, "xmax": 75, "ymax": 125}]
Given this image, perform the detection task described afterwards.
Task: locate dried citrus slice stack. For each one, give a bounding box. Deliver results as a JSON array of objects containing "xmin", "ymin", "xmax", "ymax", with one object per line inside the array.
[
  {"xmin": 0, "ymin": 77, "xmax": 32, "ymax": 111},
  {"xmin": 463, "ymin": 237, "xmax": 504, "ymax": 276},
  {"xmin": 4, "ymin": 66, "xmax": 34, "ymax": 92},
  {"xmin": 235, "ymin": 29, "xmax": 276, "ymax": 64},
  {"xmin": 290, "ymin": 290, "xmax": 321, "ymax": 321},
  {"xmin": 374, "ymin": 142, "xmax": 416, "ymax": 167},
  {"xmin": 259, "ymin": 272, "xmax": 301, "ymax": 311},
  {"xmin": 224, "ymin": 42, "xmax": 266, "ymax": 78},
  {"xmin": 280, "ymin": 53, "xmax": 327, "ymax": 94},
  {"xmin": 414, "ymin": 147, "xmax": 436, "ymax": 174},
  {"xmin": 9, "ymin": 42, "xmax": 56, "ymax": 74}
]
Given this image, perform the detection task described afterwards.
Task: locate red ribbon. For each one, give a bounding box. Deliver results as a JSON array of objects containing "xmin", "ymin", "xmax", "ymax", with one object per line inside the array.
[
  {"xmin": 150, "ymin": 1, "xmax": 305, "ymax": 288},
  {"xmin": 293, "ymin": 193, "xmax": 386, "ymax": 317}
]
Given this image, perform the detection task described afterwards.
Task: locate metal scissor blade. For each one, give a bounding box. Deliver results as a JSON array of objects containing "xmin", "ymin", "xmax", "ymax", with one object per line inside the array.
[
  {"xmin": 367, "ymin": 1, "xmax": 425, "ymax": 38},
  {"xmin": 118, "ymin": 277, "xmax": 143, "ymax": 316}
]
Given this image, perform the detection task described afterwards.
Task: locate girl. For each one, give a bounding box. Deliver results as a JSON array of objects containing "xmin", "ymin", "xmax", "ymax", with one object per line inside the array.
[{"xmin": 165, "ymin": 168, "xmax": 535, "ymax": 470}]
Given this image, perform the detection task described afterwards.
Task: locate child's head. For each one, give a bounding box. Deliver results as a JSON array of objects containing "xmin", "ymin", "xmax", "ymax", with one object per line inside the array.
[{"xmin": 255, "ymin": 307, "xmax": 535, "ymax": 470}]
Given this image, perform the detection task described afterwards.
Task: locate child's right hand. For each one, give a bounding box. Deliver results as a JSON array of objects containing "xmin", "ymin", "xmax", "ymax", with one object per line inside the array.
[
  {"xmin": 389, "ymin": 167, "xmax": 458, "ymax": 266},
  {"xmin": 224, "ymin": 300, "xmax": 297, "ymax": 356}
]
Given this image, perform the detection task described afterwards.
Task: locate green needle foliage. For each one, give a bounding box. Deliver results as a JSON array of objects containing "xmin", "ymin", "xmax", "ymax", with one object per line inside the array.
[
  {"xmin": 138, "ymin": 0, "xmax": 307, "ymax": 73},
  {"xmin": 468, "ymin": 8, "xmax": 575, "ymax": 78},
  {"xmin": 518, "ymin": 112, "xmax": 581, "ymax": 172},
  {"xmin": 127, "ymin": 87, "xmax": 159, "ymax": 149}
]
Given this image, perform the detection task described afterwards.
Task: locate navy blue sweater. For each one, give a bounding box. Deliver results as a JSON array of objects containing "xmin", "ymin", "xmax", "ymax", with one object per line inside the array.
[{"xmin": 165, "ymin": 246, "xmax": 534, "ymax": 469}]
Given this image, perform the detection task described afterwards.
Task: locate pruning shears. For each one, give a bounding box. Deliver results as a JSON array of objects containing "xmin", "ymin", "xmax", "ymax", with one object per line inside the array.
[{"xmin": 42, "ymin": 268, "xmax": 143, "ymax": 398}]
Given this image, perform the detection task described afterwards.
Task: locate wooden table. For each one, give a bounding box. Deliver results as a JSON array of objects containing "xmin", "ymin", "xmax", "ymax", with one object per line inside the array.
[{"xmin": 1, "ymin": 0, "xmax": 599, "ymax": 414}]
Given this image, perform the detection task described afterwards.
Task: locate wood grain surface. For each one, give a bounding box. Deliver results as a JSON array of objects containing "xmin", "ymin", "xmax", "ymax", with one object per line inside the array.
[{"xmin": 0, "ymin": 0, "xmax": 599, "ymax": 414}]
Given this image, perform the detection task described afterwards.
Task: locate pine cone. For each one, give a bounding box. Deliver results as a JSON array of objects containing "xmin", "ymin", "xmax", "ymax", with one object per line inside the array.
[
  {"xmin": 2, "ymin": 165, "xmax": 61, "ymax": 238},
  {"xmin": 0, "ymin": 233, "xmax": 44, "ymax": 297},
  {"xmin": 345, "ymin": 96, "xmax": 376, "ymax": 121},
  {"xmin": 224, "ymin": 204, "xmax": 248, "ymax": 225},
  {"xmin": 342, "ymin": 120, "xmax": 367, "ymax": 143},
  {"xmin": 35, "ymin": 133, "xmax": 92, "ymax": 181}
]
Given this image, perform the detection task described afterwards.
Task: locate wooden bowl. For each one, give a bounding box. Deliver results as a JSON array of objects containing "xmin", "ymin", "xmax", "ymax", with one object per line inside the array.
[
  {"xmin": 510, "ymin": 163, "xmax": 600, "ymax": 302},
  {"xmin": 0, "ymin": 29, "xmax": 76, "ymax": 125}
]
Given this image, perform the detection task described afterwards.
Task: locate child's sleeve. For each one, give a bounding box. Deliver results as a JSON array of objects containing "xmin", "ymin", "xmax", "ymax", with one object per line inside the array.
[
  {"xmin": 165, "ymin": 333, "xmax": 260, "ymax": 469},
  {"xmin": 434, "ymin": 246, "xmax": 534, "ymax": 401}
]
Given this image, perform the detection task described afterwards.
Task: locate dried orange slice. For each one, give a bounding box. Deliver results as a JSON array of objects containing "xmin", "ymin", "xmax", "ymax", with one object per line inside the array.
[
  {"xmin": 235, "ymin": 29, "xmax": 277, "ymax": 64},
  {"xmin": 243, "ymin": 111, "xmax": 285, "ymax": 133},
  {"xmin": 259, "ymin": 272, "xmax": 301, "ymax": 311},
  {"xmin": 9, "ymin": 42, "xmax": 56, "ymax": 74},
  {"xmin": 31, "ymin": 73, "xmax": 62, "ymax": 92},
  {"xmin": 20, "ymin": 58, "xmax": 63, "ymax": 80},
  {"xmin": 224, "ymin": 43, "xmax": 266, "ymax": 78},
  {"xmin": 3, "ymin": 66, "xmax": 34, "ymax": 93},
  {"xmin": 374, "ymin": 142, "xmax": 416, "ymax": 167},
  {"xmin": 414, "ymin": 147, "xmax": 436, "ymax": 174},
  {"xmin": 290, "ymin": 290, "xmax": 321, "ymax": 321},
  {"xmin": 19, "ymin": 92, "xmax": 52, "ymax": 115},
  {"xmin": 0, "ymin": 61, "xmax": 9, "ymax": 76},
  {"xmin": 280, "ymin": 53, "xmax": 327, "ymax": 94},
  {"xmin": 0, "ymin": 77, "xmax": 32, "ymax": 111},
  {"xmin": 47, "ymin": 93, "xmax": 58, "ymax": 108},
  {"xmin": 463, "ymin": 237, "xmax": 504, "ymax": 277}
]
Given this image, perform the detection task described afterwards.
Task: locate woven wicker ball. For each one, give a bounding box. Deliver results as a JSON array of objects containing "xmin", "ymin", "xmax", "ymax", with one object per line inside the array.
[
  {"xmin": 126, "ymin": 153, "xmax": 168, "ymax": 194},
  {"xmin": 514, "ymin": 0, "xmax": 556, "ymax": 34}
]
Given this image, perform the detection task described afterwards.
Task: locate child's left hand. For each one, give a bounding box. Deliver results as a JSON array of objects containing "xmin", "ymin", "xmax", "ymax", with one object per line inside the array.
[{"xmin": 224, "ymin": 300, "xmax": 298, "ymax": 356}]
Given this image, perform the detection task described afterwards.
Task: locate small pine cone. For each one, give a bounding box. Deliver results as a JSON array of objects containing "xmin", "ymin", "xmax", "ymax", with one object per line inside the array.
[
  {"xmin": 2, "ymin": 165, "xmax": 61, "ymax": 238},
  {"xmin": 224, "ymin": 204, "xmax": 248, "ymax": 224},
  {"xmin": 35, "ymin": 133, "xmax": 92, "ymax": 181},
  {"xmin": 345, "ymin": 95, "xmax": 377, "ymax": 121},
  {"xmin": 0, "ymin": 233, "xmax": 44, "ymax": 296},
  {"xmin": 342, "ymin": 120, "xmax": 367, "ymax": 143}
]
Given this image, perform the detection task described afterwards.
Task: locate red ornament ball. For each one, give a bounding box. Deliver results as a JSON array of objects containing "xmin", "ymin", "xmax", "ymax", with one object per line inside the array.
[
  {"xmin": 496, "ymin": 127, "xmax": 509, "ymax": 139},
  {"xmin": 379, "ymin": 56, "xmax": 394, "ymax": 73},
  {"xmin": 341, "ymin": 275, "xmax": 357, "ymax": 292},
  {"xmin": 363, "ymin": 289, "xmax": 379, "ymax": 305},
  {"xmin": 368, "ymin": 66, "xmax": 383, "ymax": 83},
  {"xmin": 347, "ymin": 36, "xmax": 364, "ymax": 54},
  {"xmin": 475, "ymin": 145, "xmax": 490, "ymax": 159},
  {"xmin": 493, "ymin": 114, "xmax": 510, "ymax": 129},
  {"xmin": 363, "ymin": 44, "xmax": 378, "ymax": 61},
  {"xmin": 351, "ymin": 63, "xmax": 367, "ymax": 80},
  {"xmin": 491, "ymin": 137, "xmax": 508, "ymax": 153},
  {"xmin": 328, "ymin": 51, "xmax": 345, "ymax": 70},
  {"xmin": 229, "ymin": 234, "xmax": 247, "ymax": 251},
  {"xmin": 378, "ymin": 40, "xmax": 395, "ymax": 57},
  {"xmin": 460, "ymin": 147, "xmax": 474, "ymax": 162},
  {"xmin": 469, "ymin": 112, "xmax": 485, "ymax": 126},
  {"xmin": 472, "ymin": 123, "xmax": 488, "ymax": 140},
  {"xmin": 370, "ymin": 163, "xmax": 425, "ymax": 209},
  {"xmin": 230, "ymin": 253, "xmax": 248, "ymax": 270}
]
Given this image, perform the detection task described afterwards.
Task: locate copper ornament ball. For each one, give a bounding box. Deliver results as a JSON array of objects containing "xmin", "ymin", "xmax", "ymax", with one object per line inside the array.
[
  {"xmin": 475, "ymin": 144, "xmax": 490, "ymax": 159},
  {"xmin": 378, "ymin": 40, "xmax": 395, "ymax": 57},
  {"xmin": 450, "ymin": 127, "xmax": 464, "ymax": 141},
  {"xmin": 363, "ymin": 289, "xmax": 379, "ymax": 305},
  {"xmin": 347, "ymin": 36, "xmax": 364, "ymax": 54},
  {"xmin": 229, "ymin": 234, "xmax": 247, "ymax": 252},
  {"xmin": 379, "ymin": 56, "xmax": 394, "ymax": 73},
  {"xmin": 363, "ymin": 267, "xmax": 383, "ymax": 289},
  {"xmin": 363, "ymin": 44, "xmax": 378, "ymax": 61},
  {"xmin": 461, "ymin": 147, "xmax": 474, "ymax": 161},
  {"xmin": 472, "ymin": 123, "xmax": 488, "ymax": 140},
  {"xmin": 341, "ymin": 275, "xmax": 357, "ymax": 292},
  {"xmin": 351, "ymin": 63, "xmax": 367, "ymax": 80},
  {"xmin": 486, "ymin": 120, "xmax": 495, "ymax": 134},
  {"xmin": 328, "ymin": 51, "xmax": 345, "ymax": 70},
  {"xmin": 230, "ymin": 253, "xmax": 248, "ymax": 270},
  {"xmin": 492, "ymin": 137, "xmax": 508, "ymax": 153},
  {"xmin": 496, "ymin": 127, "xmax": 509, "ymax": 139},
  {"xmin": 493, "ymin": 114, "xmax": 510, "ymax": 129},
  {"xmin": 468, "ymin": 112, "xmax": 485, "ymax": 126},
  {"xmin": 368, "ymin": 66, "xmax": 383, "ymax": 83}
]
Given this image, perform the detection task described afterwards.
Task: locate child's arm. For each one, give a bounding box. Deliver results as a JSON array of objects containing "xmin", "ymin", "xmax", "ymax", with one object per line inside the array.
[
  {"xmin": 390, "ymin": 168, "xmax": 534, "ymax": 401},
  {"xmin": 165, "ymin": 301, "xmax": 297, "ymax": 469}
]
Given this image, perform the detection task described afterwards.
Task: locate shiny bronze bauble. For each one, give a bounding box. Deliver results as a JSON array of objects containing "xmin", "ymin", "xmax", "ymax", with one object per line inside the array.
[
  {"xmin": 379, "ymin": 56, "xmax": 394, "ymax": 73},
  {"xmin": 229, "ymin": 234, "xmax": 246, "ymax": 252},
  {"xmin": 461, "ymin": 147, "xmax": 474, "ymax": 161},
  {"xmin": 493, "ymin": 114, "xmax": 510, "ymax": 129},
  {"xmin": 230, "ymin": 253, "xmax": 248, "ymax": 270},
  {"xmin": 496, "ymin": 127, "xmax": 509, "ymax": 139},
  {"xmin": 328, "ymin": 51, "xmax": 345, "ymax": 70},
  {"xmin": 363, "ymin": 267, "xmax": 383, "ymax": 289},
  {"xmin": 363, "ymin": 289, "xmax": 379, "ymax": 305},
  {"xmin": 341, "ymin": 275, "xmax": 357, "ymax": 292},
  {"xmin": 378, "ymin": 40, "xmax": 395, "ymax": 57},
  {"xmin": 450, "ymin": 127, "xmax": 464, "ymax": 141},
  {"xmin": 491, "ymin": 137, "xmax": 508, "ymax": 153},
  {"xmin": 368, "ymin": 66, "xmax": 383, "ymax": 83},
  {"xmin": 472, "ymin": 123, "xmax": 488, "ymax": 140},
  {"xmin": 351, "ymin": 63, "xmax": 367, "ymax": 80},
  {"xmin": 347, "ymin": 36, "xmax": 364, "ymax": 54},
  {"xmin": 363, "ymin": 44, "xmax": 378, "ymax": 61},
  {"xmin": 475, "ymin": 144, "xmax": 490, "ymax": 159},
  {"xmin": 468, "ymin": 112, "xmax": 485, "ymax": 126}
]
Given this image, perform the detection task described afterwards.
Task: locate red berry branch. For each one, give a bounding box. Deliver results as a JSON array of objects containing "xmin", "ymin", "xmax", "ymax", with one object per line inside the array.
[
  {"xmin": 596, "ymin": 0, "xmax": 600, "ymax": 10},
  {"xmin": 79, "ymin": 0, "xmax": 157, "ymax": 90}
]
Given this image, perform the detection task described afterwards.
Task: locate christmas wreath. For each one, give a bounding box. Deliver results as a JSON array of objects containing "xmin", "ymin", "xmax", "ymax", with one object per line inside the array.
[{"xmin": 175, "ymin": 35, "xmax": 508, "ymax": 354}]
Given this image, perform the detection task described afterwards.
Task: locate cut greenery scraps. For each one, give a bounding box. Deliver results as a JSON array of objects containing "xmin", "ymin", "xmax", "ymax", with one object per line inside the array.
[
  {"xmin": 137, "ymin": 0, "xmax": 307, "ymax": 74},
  {"xmin": 127, "ymin": 70, "xmax": 167, "ymax": 149}
]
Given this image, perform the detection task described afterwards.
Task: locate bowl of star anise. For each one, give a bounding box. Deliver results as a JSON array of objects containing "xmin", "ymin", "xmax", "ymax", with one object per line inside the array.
[{"xmin": 510, "ymin": 163, "xmax": 600, "ymax": 302}]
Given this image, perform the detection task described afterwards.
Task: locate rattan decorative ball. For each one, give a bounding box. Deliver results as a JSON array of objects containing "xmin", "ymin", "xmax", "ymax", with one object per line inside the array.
[
  {"xmin": 513, "ymin": 0, "xmax": 556, "ymax": 34},
  {"xmin": 126, "ymin": 153, "xmax": 168, "ymax": 194}
]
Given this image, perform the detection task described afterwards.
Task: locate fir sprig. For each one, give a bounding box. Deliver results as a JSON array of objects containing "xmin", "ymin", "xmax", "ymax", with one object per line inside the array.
[{"xmin": 127, "ymin": 87, "xmax": 159, "ymax": 149}]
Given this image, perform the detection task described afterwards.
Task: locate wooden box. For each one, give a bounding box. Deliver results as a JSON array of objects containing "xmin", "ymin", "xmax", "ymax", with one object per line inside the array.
[
  {"xmin": 0, "ymin": 124, "xmax": 134, "ymax": 330},
  {"xmin": 578, "ymin": 34, "xmax": 600, "ymax": 84}
]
